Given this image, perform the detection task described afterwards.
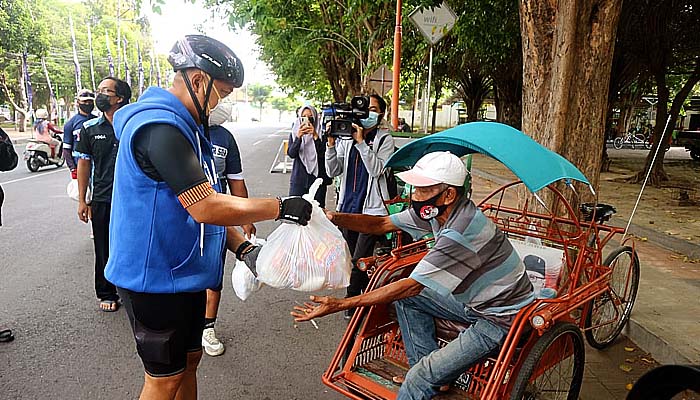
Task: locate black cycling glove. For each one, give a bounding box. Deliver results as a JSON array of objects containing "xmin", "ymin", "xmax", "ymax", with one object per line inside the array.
[{"xmin": 277, "ymin": 196, "xmax": 313, "ymax": 226}]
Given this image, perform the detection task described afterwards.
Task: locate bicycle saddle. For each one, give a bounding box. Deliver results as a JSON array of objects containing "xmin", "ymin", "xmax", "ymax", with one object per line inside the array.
[{"xmin": 580, "ymin": 203, "xmax": 616, "ymax": 223}]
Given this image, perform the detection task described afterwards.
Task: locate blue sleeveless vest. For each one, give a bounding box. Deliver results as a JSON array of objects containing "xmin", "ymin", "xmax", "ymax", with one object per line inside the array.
[{"xmin": 105, "ymin": 87, "xmax": 225, "ymax": 293}]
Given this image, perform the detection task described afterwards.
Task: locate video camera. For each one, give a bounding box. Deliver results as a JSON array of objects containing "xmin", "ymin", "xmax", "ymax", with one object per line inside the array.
[{"xmin": 322, "ymin": 95, "xmax": 370, "ymax": 138}]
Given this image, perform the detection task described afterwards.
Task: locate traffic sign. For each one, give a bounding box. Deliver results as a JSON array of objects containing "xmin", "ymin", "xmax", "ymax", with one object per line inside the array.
[{"xmin": 408, "ymin": 2, "xmax": 457, "ymax": 45}]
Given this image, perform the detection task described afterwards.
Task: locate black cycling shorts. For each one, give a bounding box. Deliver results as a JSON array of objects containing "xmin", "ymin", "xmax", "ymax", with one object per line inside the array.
[{"xmin": 118, "ymin": 288, "xmax": 206, "ymax": 377}]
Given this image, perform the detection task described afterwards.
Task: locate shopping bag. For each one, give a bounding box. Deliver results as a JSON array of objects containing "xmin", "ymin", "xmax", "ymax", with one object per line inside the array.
[
  {"xmin": 67, "ymin": 179, "xmax": 92, "ymax": 202},
  {"xmin": 231, "ymin": 236, "xmax": 265, "ymax": 301},
  {"xmin": 256, "ymin": 179, "xmax": 352, "ymax": 291}
]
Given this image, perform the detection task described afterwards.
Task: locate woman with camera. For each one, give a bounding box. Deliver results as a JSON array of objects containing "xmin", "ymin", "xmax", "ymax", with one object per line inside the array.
[{"xmin": 287, "ymin": 105, "xmax": 330, "ymax": 207}]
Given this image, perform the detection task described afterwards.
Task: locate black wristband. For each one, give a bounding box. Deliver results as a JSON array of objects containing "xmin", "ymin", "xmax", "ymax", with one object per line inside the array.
[
  {"xmin": 235, "ymin": 240, "xmax": 253, "ymax": 261},
  {"xmin": 275, "ymin": 196, "xmax": 283, "ymax": 221}
]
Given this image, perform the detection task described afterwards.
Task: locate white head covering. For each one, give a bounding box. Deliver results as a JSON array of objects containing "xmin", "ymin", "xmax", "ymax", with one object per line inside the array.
[
  {"xmin": 292, "ymin": 105, "xmax": 322, "ymax": 177},
  {"xmin": 35, "ymin": 108, "xmax": 49, "ymax": 119}
]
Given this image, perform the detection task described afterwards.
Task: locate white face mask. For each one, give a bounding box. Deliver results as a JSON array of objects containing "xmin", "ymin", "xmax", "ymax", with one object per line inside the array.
[{"xmin": 209, "ymin": 103, "xmax": 232, "ymax": 126}]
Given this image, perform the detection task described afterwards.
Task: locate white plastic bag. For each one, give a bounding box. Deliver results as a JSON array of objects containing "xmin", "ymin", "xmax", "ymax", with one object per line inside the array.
[
  {"xmin": 67, "ymin": 179, "xmax": 92, "ymax": 202},
  {"xmin": 231, "ymin": 236, "xmax": 265, "ymax": 301},
  {"xmin": 256, "ymin": 179, "xmax": 352, "ymax": 291}
]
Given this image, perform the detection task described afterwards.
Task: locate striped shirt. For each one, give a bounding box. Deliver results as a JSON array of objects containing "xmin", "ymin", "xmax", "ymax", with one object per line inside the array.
[{"xmin": 390, "ymin": 197, "xmax": 534, "ymax": 326}]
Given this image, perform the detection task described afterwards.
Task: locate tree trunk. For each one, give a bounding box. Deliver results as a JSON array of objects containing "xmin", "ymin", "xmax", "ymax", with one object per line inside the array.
[
  {"xmin": 494, "ymin": 74, "xmax": 522, "ymax": 129},
  {"xmin": 633, "ymin": 60, "xmax": 700, "ymax": 185},
  {"xmin": 520, "ymin": 0, "xmax": 622, "ymax": 208}
]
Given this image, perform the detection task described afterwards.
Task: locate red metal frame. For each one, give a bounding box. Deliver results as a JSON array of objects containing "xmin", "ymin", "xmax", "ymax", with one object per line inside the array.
[{"xmin": 322, "ymin": 181, "xmax": 635, "ymax": 400}]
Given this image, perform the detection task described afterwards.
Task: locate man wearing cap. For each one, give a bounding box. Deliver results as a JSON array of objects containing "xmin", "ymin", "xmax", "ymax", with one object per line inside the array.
[
  {"xmin": 293, "ymin": 151, "xmax": 535, "ymax": 399},
  {"xmin": 62, "ymin": 89, "xmax": 96, "ymax": 178},
  {"xmin": 106, "ymin": 35, "xmax": 312, "ymax": 399}
]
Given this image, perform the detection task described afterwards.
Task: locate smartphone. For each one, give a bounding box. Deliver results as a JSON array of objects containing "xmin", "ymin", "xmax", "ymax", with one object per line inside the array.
[{"xmin": 301, "ymin": 116, "xmax": 310, "ymax": 126}]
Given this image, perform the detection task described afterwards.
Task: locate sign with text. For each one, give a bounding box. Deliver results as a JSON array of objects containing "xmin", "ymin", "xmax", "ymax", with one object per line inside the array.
[{"xmin": 408, "ymin": 2, "xmax": 457, "ymax": 45}]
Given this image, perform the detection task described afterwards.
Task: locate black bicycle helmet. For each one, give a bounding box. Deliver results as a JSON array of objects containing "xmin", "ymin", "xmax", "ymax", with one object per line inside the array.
[{"xmin": 168, "ymin": 35, "xmax": 244, "ymax": 88}]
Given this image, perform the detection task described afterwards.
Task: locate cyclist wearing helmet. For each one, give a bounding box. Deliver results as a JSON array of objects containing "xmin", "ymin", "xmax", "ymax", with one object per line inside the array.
[
  {"xmin": 63, "ymin": 89, "xmax": 96, "ymax": 178},
  {"xmin": 105, "ymin": 35, "xmax": 312, "ymax": 399}
]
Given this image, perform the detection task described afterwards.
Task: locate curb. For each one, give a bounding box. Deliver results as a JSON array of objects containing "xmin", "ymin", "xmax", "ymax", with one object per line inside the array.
[
  {"xmin": 624, "ymin": 319, "xmax": 695, "ymax": 365},
  {"xmin": 10, "ymin": 137, "xmax": 31, "ymax": 145}
]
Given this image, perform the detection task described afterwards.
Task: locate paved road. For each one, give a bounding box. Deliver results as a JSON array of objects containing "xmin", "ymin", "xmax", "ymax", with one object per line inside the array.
[
  {"xmin": 0, "ymin": 122, "xmax": 347, "ymax": 400},
  {"xmin": 0, "ymin": 124, "xmax": 660, "ymax": 399}
]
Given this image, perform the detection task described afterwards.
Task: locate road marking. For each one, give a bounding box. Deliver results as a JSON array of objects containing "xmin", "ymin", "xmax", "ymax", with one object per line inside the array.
[{"xmin": 0, "ymin": 168, "xmax": 65, "ymax": 185}]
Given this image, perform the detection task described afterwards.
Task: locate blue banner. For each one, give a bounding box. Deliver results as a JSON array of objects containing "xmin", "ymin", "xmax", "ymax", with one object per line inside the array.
[{"xmin": 22, "ymin": 52, "xmax": 33, "ymax": 114}]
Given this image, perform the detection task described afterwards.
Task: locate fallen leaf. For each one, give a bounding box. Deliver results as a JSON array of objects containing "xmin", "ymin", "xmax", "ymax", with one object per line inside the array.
[
  {"xmin": 665, "ymin": 230, "xmax": 679, "ymax": 235},
  {"xmin": 688, "ymin": 219, "xmax": 696, "ymax": 223},
  {"xmin": 640, "ymin": 237, "xmax": 648, "ymax": 242},
  {"xmin": 625, "ymin": 358, "xmax": 635, "ymax": 363},
  {"xmin": 624, "ymin": 347, "xmax": 635, "ymax": 352},
  {"xmin": 626, "ymin": 383, "xmax": 634, "ymax": 391},
  {"xmin": 641, "ymin": 357, "xmax": 654, "ymax": 364},
  {"xmin": 620, "ymin": 363, "xmax": 633, "ymax": 372},
  {"xmin": 670, "ymin": 255, "xmax": 682, "ymax": 260},
  {"xmin": 648, "ymin": 221, "xmax": 655, "ymax": 225}
]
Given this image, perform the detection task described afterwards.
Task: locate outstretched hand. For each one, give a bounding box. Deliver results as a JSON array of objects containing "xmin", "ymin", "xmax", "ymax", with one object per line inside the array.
[{"xmin": 291, "ymin": 295, "xmax": 344, "ymax": 322}]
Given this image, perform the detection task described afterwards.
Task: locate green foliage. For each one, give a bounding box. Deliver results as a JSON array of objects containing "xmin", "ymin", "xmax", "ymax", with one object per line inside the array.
[
  {"xmin": 270, "ymin": 95, "xmax": 295, "ymax": 112},
  {"xmin": 249, "ymin": 83, "xmax": 271, "ymax": 107},
  {"xmin": 1, "ymin": 0, "xmax": 167, "ymax": 112},
  {"xmin": 214, "ymin": 0, "xmax": 399, "ymax": 102}
]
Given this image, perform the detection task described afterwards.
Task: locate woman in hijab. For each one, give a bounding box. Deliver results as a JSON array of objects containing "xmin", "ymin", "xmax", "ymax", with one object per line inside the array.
[{"xmin": 287, "ymin": 105, "xmax": 330, "ymax": 207}]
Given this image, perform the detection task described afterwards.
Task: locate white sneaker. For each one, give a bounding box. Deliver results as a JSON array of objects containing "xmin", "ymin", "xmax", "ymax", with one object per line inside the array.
[{"xmin": 202, "ymin": 327, "xmax": 225, "ymax": 356}]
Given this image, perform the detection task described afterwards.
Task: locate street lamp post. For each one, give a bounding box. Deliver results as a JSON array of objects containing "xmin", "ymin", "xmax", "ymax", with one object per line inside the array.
[{"xmin": 391, "ymin": 0, "xmax": 402, "ymax": 131}]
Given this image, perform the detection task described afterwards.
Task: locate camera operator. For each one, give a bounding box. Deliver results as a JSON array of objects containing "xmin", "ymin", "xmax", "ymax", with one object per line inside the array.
[{"xmin": 325, "ymin": 94, "xmax": 395, "ymax": 318}]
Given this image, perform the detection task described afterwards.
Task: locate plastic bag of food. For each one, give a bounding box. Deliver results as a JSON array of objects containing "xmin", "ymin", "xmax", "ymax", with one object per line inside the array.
[
  {"xmin": 256, "ymin": 179, "xmax": 352, "ymax": 291},
  {"xmin": 67, "ymin": 179, "xmax": 92, "ymax": 202},
  {"xmin": 231, "ymin": 236, "xmax": 265, "ymax": 301}
]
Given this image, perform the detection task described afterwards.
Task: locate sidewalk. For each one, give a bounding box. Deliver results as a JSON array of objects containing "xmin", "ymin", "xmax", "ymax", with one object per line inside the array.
[
  {"xmin": 469, "ymin": 153, "xmax": 700, "ymax": 369},
  {"xmin": 2, "ymin": 125, "xmax": 33, "ymax": 144}
]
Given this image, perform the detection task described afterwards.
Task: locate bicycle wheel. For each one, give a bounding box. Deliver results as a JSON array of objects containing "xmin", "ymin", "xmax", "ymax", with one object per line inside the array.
[
  {"xmin": 584, "ymin": 246, "xmax": 640, "ymax": 349},
  {"xmin": 509, "ymin": 322, "xmax": 585, "ymax": 400},
  {"xmin": 634, "ymin": 134, "xmax": 647, "ymax": 150},
  {"xmin": 613, "ymin": 137, "xmax": 624, "ymax": 149},
  {"xmin": 643, "ymin": 135, "xmax": 652, "ymax": 150}
]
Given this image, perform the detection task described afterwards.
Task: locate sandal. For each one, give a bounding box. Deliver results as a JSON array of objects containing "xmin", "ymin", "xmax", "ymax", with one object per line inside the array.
[
  {"xmin": 99, "ymin": 300, "xmax": 120, "ymax": 312},
  {"xmin": 0, "ymin": 329, "xmax": 14, "ymax": 343}
]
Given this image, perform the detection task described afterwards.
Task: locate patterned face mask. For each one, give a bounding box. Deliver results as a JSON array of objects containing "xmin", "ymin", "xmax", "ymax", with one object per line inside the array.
[{"xmin": 411, "ymin": 188, "xmax": 448, "ymax": 220}]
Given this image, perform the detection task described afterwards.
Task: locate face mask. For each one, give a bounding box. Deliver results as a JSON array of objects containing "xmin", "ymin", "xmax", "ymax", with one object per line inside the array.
[
  {"xmin": 360, "ymin": 111, "xmax": 380, "ymax": 129},
  {"xmin": 95, "ymin": 94, "xmax": 113, "ymax": 112},
  {"xmin": 411, "ymin": 189, "xmax": 449, "ymax": 221},
  {"xmin": 209, "ymin": 103, "xmax": 231, "ymax": 126},
  {"xmin": 78, "ymin": 103, "xmax": 94, "ymax": 114}
]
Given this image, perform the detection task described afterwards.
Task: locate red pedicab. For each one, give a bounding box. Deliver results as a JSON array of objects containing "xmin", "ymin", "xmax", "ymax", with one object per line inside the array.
[{"xmin": 322, "ymin": 122, "xmax": 640, "ymax": 399}]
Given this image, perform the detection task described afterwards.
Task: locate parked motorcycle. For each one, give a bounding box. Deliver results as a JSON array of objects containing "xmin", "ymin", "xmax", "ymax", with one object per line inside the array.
[{"xmin": 23, "ymin": 133, "xmax": 65, "ymax": 172}]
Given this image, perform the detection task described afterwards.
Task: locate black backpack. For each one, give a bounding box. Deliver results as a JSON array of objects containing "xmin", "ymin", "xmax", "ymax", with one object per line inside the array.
[
  {"xmin": 0, "ymin": 128, "xmax": 18, "ymax": 172},
  {"xmin": 374, "ymin": 134, "xmax": 399, "ymax": 199}
]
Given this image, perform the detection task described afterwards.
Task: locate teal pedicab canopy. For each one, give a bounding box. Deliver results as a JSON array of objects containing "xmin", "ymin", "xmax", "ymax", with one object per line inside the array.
[{"xmin": 386, "ymin": 122, "xmax": 590, "ymax": 193}]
